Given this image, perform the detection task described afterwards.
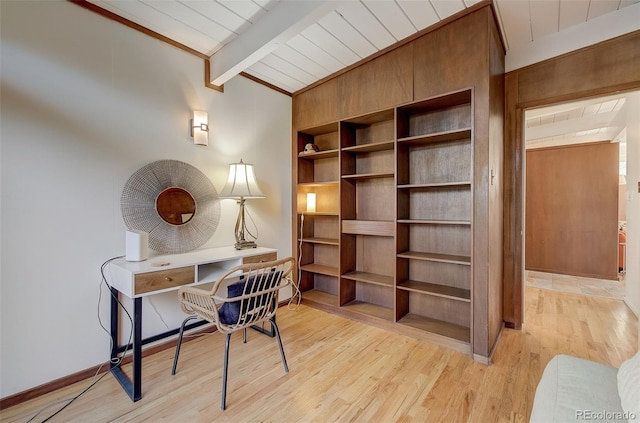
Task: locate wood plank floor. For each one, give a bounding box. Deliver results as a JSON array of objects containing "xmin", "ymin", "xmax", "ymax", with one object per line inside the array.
[{"xmin": 1, "ymin": 286, "xmax": 637, "ymax": 423}]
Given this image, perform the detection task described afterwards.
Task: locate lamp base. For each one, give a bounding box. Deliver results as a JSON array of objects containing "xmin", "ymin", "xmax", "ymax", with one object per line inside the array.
[{"xmin": 234, "ymin": 240, "xmax": 257, "ymax": 250}]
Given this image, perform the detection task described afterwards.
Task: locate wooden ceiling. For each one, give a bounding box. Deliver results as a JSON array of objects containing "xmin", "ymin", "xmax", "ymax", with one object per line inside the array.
[{"xmin": 84, "ymin": 0, "xmax": 640, "ymax": 94}]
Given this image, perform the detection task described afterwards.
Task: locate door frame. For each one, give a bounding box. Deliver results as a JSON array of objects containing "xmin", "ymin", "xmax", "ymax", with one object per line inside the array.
[{"xmin": 502, "ymin": 31, "xmax": 640, "ymax": 329}]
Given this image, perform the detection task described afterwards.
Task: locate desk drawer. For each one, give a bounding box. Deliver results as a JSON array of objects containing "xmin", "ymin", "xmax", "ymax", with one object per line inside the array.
[
  {"xmin": 134, "ymin": 266, "xmax": 195, "ymax": 295},
  {"xmin": 243, "ymin": 252, "xmax": 277, "ymax": 264}
]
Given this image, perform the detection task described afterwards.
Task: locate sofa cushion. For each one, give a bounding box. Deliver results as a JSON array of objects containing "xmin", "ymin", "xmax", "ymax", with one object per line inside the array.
[
  {"xmin": 530, "ymin": 354, "xmax": 623, "ymax": 423},
  {"xmin": 617, "ymin": 351, "xmax": 640, "ymax": 422}
]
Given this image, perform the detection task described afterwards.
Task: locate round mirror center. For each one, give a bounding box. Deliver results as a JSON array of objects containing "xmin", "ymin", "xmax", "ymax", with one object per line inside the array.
[{"xmin": 156, "ymin": 187, "xmax": 196, "ymax": 225}]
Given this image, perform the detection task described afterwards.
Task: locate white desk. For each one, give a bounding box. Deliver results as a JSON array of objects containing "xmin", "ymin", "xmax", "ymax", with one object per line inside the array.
[{"xmin": 108, "ymin": 246, "xmax": 277, "ymax": 401}]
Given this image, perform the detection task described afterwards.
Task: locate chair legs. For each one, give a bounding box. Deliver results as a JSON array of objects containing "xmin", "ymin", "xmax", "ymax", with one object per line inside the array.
[
  {"xmin": 221, "ymin": 333, "xmax": 232, "ymax": 410},
  {"xmin": 220, "ymin": 318, "xmax": 288, "ymax": 410},
  {"xmin": 171, "ymin": 315, "xmax": 198, "ymax": 375},
  {"xmin": 272, "ymin": 318, "xmax": 289, "ymax": 373}
]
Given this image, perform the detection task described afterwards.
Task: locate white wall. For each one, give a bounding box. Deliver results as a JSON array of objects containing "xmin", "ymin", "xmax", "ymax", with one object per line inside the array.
[
  {"xmin": 0, "ymin": 1, "xmax": 292, "ymax": 398},
  {"xmin": 623, "ymin": 92, "xmax": 640, "ymax": 338}
]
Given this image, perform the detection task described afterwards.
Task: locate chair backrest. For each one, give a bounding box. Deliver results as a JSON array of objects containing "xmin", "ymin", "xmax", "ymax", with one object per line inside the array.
[{"xmin": 212, "ymin": 257, "xmax": 294, "ymax": 333}]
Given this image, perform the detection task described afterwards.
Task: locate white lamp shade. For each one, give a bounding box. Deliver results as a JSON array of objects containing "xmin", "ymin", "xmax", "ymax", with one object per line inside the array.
[
  {"xmin": 219, "ymin": 160, "xmax": 264, "ymax": 198},
  {"xmin": 192, "ymin": 110, "xmax": 208, "ymax": 146}
]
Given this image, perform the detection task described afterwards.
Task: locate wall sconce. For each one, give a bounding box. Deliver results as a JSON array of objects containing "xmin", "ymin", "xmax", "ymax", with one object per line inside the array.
[
  {"xmin": 219, "ymin": 159, "xmax": 265, "ymax": 249},
  {"xmin": 306, "ymin": 192, "xmax": 316, "ymax": 213},
  {"xmin": 190, "ymin": 110, "xmax": 208, "ymax": 146}
]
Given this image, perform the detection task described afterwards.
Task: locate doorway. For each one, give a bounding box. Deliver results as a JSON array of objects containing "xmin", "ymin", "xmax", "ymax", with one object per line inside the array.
[{"xmin": 522, "ymin": 92, "xmax": 634, "ymax": 301}]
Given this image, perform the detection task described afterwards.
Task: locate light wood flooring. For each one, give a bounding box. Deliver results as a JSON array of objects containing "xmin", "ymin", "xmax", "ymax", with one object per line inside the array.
[
  {"xmin": 1, "ymin": 286, "xmax": 637, "ymax": 423},
  {"xmin": 526, "ymin": 270, "xmax": 626, "ymax": 300}
]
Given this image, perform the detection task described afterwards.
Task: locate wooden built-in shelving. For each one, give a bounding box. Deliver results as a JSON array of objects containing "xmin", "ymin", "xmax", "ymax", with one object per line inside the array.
[
  {"xmin": 395, "ymin": 88, "xmax": 474, "ymax": 347},
  {"xmin": 295, "ymin": 89, "xmax": 476, "ymax": 351},
  {"xmin": 397, "ymin": 314, "xmax": 470, "ymax": 343},
  {"xmin": 296, "ymin": 123, "xmax": 341, "ymax": 305},
  {"xmin": 299, "ymin": 237, "xmax": 339, "ymax": 245},
  {"xmin": 293, "ymin": 5, "xmax": 505, "ymax": 361},
  {"xmin": 397, "ymin": 280, "xmax": 471, "ymax": 302},
  {"xmin": 397, "ymin": 251, "xmax": 471, "ymax": 265},
  {"xmin": 299, "ymin": 263, "xmax": 339, "ymax": 277},
  {"xmin": 342, "ymin": 270, "xmax": 394, "ymax": 287}
]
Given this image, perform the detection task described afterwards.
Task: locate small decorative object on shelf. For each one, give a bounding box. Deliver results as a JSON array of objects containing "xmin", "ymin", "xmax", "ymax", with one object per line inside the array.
[{"xmin": 299, "ymin": 143, "xmax": 320, "ymax": 155}]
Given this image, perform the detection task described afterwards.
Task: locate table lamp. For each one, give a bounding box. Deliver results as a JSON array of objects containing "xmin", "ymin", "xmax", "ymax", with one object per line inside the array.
[{"xmin": 219, "ymin": 159, "xmax": 264, "ymax": 249}]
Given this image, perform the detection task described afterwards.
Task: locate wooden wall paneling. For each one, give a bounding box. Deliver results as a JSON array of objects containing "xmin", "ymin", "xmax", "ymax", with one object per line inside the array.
[
  {"xmin": 339, "ymin": 44, "xmax": 413, "ymax": 118},
  {"xmin": 356, "ymin": 235, "xmax": 395, "ymax": 277},
  {"xmin": 356, "ymin": 119, "xmax": 395, "ymax": 145},
  {"xmin": 313, "ymin": 130, "xmax": 340, "ymax": 152},
  {"xmin": 317, "ymin": 215, "xmax": 340, "ymax": 240},
  {"xmin": 408, "ymin": 295, "xmax": 471, "ymax": 329},
  {"xmin": 340, "ymin": 149, "xmax": 356, "ymax": 177},
  {"xmin": 408, "ymin": 140, "xmax": 472, "ymax": 184},
  {"xmin": 314, "ymin": 274, "xmax": 339, "ymax": 296},
  {"xmin": 412, "ymin": 8, "xmax": 488, "ymax": 100},
  {"xmin": 314, "ymin": 243, "xmax": 339, "ymax": 267},
  {"xmin": 503, "ymin": 30, "xmax": 640, "ymax": 329},
  {"xmin": 525, "ymin": 143, "xmax": 619, "ymax": 280},
  {"xmin": 354, "ymin": 150, "xmax": 394, "ymax": 175},
  {"xmin": 356, "ymin": 179, "xmax": 395, "ymax": 220},
  {"xmin": 502, "ymin": 72, "xmax": 521, "ymax": 329},
  {"xmin": 408, "ymin": 224, "xmax": 471, "ymax": 257},
  {"xmin": 355, "ymin": 282, "xmax": 394, "ymax": 310},
  {"xmin": 517, "ymin": 31, "xmax": 640, "ymax": 107},
  {"xmin": 409, "ymin": 104, "xmax": 472, "ymax": 136},
  {"xmin": 396, "ymin": 144, "xmax": 410, "ymax": 187},
  {"xmin": 341, "ymin": 180, "xmax": 356, "ymax": 220},
  {"xmin": 313, "ymin": 158, "xmax": 339, "ymax": 182},
  {"xmin": 293, "ymin": 78, "xmax": 339, "ymax": 130},
  {"xmin": 409, "ymin": 260, "xmax": 471, "ymax": 290},
  {"xmin": 408, "ymin": 188, "xmax": 472, "ymax": 221},
  {"xmin": 486, "ymin": 11, "xmax": 506, "ymax": 355}
]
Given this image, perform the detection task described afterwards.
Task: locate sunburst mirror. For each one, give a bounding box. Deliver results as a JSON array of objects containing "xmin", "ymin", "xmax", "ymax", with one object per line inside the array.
[{"xmin": 121, "ymin": 160, "xmax": 221, "ymax": 254}]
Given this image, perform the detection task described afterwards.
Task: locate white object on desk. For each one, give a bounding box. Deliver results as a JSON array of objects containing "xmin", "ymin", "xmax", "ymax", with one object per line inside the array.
[{"xmin": 125, "ymin": 230, "xmax": 149, "ymax": 262}]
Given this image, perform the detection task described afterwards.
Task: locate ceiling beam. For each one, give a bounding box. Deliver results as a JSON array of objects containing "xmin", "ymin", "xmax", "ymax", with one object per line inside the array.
[{"xmin": 209, "ymin": 1, "xmax": 339, "ymax": 86}]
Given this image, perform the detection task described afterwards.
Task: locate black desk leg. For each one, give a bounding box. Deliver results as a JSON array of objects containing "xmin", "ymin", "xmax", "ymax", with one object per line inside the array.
[
  {"xmin": 132, "ymin": 297, "xmax": 142, "ymax": 400},
  {"xmin": 110, "ymin": 288, "xmax": 142, "ymax": 402},
  {"xmin": 110, "ymin": 287, "xmax": 119, "ymax": 368}
]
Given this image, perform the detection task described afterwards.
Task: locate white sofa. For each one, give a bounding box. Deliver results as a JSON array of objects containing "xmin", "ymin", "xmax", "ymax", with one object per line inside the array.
[{"xmin": 531, "ymin": 352, "xmax": 640, "ymax": 423}]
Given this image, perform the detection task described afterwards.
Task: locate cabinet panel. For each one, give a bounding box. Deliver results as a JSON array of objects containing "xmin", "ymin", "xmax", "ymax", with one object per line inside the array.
[
  {"xmin": 293, "ymin": 78, "xmax": 339, "ymax": 130},
  {"xmin": 412, "ymin": 8, "xmax": 488, "ymax": 99},
  {"xmin": 339, "ymin": 44, "xmax": 413, "ymax": 117}
]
